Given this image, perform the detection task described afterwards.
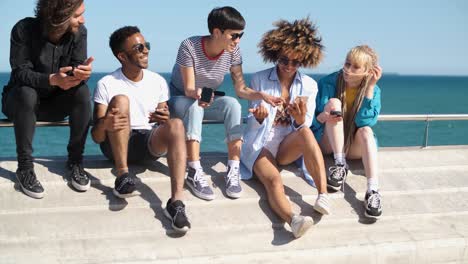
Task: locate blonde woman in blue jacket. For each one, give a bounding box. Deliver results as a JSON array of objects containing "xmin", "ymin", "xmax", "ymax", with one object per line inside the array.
[
  {"xmin": 240, "ymin": 18, "xmax": 329, "ymax": 238},
  {"xmin": 311, "ymin": 45, "xmax": 383, "ymax": 218}
]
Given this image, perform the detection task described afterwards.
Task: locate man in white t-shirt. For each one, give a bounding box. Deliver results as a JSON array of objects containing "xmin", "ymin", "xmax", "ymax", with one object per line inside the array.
[{"xmin": 91, "ymin": 26, "xmax": 190, "ymax": 233}]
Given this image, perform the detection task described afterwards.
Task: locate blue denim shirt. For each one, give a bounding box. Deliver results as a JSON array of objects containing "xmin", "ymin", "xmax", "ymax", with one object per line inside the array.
[{"xmin": 240, "ymin": 67, "xmax": 318, "ymax": 180}]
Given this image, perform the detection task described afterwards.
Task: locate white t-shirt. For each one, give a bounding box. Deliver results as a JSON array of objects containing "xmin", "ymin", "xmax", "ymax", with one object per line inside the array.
[{"xmin": 94, "ymin": 68, "xmax": 169, "ymax": 130}]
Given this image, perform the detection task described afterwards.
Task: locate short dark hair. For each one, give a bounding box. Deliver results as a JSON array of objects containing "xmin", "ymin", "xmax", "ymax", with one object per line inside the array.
[
  {"xmin": 109, "ymin": 26, "xmax": 141, "ymax": 58},
  {"xmin": 207, "ymin": 6, "xmax": 245, "ymax": 34}
]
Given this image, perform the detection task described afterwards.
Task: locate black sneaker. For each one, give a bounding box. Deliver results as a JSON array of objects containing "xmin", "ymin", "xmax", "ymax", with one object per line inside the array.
[
  {"xmin": 164, "ymin": 199, "xmax": 191, "ymax": 233},
  {"xmin": 113, "ymin": 172, "xmax": 137, "ymax": 198},
  {"xmin": 327, "ymin": 164, "xmax": 348, "ymax": 191},
  {"xmin": 67, "ymin": 162, "xmax": 90, "ymax": 192},
  {"xmin": 16, "ymin": 168, "xmax": 44, "ymax": 199},
  {"xmin": 364, "ymin": 190, "xmax": 382, "ymax": 218}
]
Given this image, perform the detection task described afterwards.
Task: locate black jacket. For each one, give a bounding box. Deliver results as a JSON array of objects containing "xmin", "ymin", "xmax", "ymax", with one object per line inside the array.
[{"xmin": 3, "ymin": 17, "xmax": 87, "ymax": 97}]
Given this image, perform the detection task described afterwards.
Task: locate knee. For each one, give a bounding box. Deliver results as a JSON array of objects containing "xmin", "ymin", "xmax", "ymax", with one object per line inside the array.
[
  {"xmin": 263, "ymin": 175, "xmax": 283, "ymax": 190},
  {"xmin": 109, "ymin": 95, "xmax": 129, "ymax": 110},
  {"xmin": 224, "ymin": 97, "xmax": 241, "ymax": 114},
  {"xmin": 356, "ymin": 126, "xmax": 373, "ymax": 142},
  {"xmin": 166, "ymin": 118, "xmax": 185, "ymax": 137},
  {"xmin": 325, "ymin": 98, "xmax": 342, "ymax": 111},
  {"xmin": 15, "ymin": 86, "xmax": 38, "ymax": 109},
  {"xmin": 74, "ymin": 84, "xmax": 91, "ymax": 104}
]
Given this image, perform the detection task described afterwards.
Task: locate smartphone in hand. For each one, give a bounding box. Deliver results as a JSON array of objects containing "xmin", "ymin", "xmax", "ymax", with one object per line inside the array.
[
  {"xmin": 330, "ymin": 110, "xmax": 342, "ymax": 117},
  {"xmin": 200, "ymin": 87, "xmax": 213, "ymax": 103}
]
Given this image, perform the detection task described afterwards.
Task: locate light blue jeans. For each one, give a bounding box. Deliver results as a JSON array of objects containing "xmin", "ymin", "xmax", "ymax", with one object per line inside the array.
[{"xmin": 169, "ymin": 95, "xmax": 243, "ymax": 143}]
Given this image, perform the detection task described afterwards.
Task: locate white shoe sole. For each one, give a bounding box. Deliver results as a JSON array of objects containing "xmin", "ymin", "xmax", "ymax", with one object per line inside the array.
[
  {"xmin": 112, "ymin": 189, "xmax": 139, "ymax": 199},
  {"xmin": 226, "ymin": 189, "xmax": 242, "ymax": 199},
  {"xmin": 163, "ymin": 208, "xmax": 190, "ymax": 233},
  {"xmin": 71, "ymin": 179, "xmax": 90, "ymax": 192},
  {"xmin": 186, "ymin": 180, "xmax": 215, "ymax": 201},
  {"xmin": 313, "ymin": 204, "xmax": 330, "ymax": 215},
  {"xmin": 364, "ymin": 209, "xmax": 382, "ymax": 219},
  {"xmin": 292, "ymin": 217, "xmax": 314, "ymax": 238}
]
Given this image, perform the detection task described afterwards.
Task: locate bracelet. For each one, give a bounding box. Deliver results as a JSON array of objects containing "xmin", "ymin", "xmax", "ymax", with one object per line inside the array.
[{"xmin": 293, "ymin": 121, "xmax": 306, "ymax": 131}]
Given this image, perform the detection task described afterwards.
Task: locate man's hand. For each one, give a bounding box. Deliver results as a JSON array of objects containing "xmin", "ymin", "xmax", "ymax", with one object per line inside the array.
[
  {"xmin": 104, "ymin": 108, "xmax": 129, "ymax": 132},
  {"xmin": 248, "ymin": 104, "xmax": 269, "ymax": 124},
  {"xmin": 49, "ymin": 67, "xmax": 82, "ymax": 90},
  {"xmin": 73, "ymin": 56, "xmax": 94, "ymax": 81},
  {"xmin": 149, "ymin": 105, "xmax": 170, "ymax": 124}
]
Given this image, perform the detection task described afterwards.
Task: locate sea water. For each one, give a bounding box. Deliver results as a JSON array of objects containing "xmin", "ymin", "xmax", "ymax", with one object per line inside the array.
[{"xmin": 1, "ymin": 72, "xmax": 467, "ymax": 158}]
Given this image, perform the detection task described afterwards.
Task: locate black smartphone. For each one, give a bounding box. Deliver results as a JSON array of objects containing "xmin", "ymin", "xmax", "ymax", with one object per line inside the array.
[
  {"xmin": 66, "ymin": 65, "xmax": 75, "ymax": 76},
  {"xmin": 214, "ymin": 90, "xmax": 225, "ymax": 96},
  {"xmin": 330, "ymin": 110, "xmax": 342, "ymax": 117},
  {"xmin": 200, "ymin": 87, "xmax": 213, "ymax": 103}
]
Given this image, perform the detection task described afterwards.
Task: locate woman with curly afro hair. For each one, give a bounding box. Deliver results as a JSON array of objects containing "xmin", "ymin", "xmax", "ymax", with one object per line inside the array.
[{"xmin": 240, "ymin": 17, "xmax": 330, "ymax": 239}]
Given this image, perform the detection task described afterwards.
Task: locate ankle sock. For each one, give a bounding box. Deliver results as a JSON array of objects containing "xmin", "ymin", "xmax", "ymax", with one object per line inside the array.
[
  {"xmin": 188, "ymin": 160, "xmax": 202, "ymax": 170},
  {"xmin": 227, "ymin": 159, "xmax": 240, "ymax": 168},
  {"xmin": 333, "ymin": 153, "xmax": 346, "ymax": 166},
  {"xmin": 367, "ymin": 177, "xmax": 379, "ymax": 192}
]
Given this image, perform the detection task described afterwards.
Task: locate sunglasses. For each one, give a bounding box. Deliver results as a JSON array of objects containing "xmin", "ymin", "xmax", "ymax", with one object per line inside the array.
[
  {"xmin": 221, "ymin": 30, "xmax": 244, "ymax": 41},
  {"xmin": 131, "ymin": 42, "xmax": 151, "ymax": 53},
  {"xmin": 278, "ymin": 56, "xmax": 302, "ymax": 67}
]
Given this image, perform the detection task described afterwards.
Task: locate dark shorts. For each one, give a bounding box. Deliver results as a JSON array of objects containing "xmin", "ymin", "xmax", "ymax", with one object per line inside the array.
[{"xmin": 100, "ymin": 129, "xmax": 163, "ymax": 164}]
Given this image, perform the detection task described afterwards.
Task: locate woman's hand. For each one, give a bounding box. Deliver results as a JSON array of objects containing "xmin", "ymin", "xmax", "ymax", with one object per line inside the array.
[
  {"xmin": 249, "ymin": 104, "xmax": 269, "ymax": 124},
  {"xmin": 261, "ymin": 92, "xmax": 284, "ymax": 106},
  {"xmin": 368, "ymin": 65, "xmax": 382, "ymax": 88},
  {"xmin": 287, "ymin": 97, "xmax": 307, "ymax": 125},
  {"xmin": 317, "ymin": 111, "xmax": 342, "ymax": 124}
]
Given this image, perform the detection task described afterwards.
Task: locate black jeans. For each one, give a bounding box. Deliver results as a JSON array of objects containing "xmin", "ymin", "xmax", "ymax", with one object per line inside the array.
[{"xmin": 2, "ymin": 84, "xmax": 91, "ymax": 169}]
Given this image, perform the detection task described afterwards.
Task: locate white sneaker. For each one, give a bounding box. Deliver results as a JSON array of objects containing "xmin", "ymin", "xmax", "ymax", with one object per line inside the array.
[
  {"xmin": 290, "ymin": 215, "xmax": 313, "ymax": 238},
  {"xmin": 313, "ymin": 193, "xmax": 331, "ymax": 215}
]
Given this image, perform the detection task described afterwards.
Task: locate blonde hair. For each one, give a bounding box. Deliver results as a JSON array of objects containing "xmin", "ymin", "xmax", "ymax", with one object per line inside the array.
[
  {"xmin": 336, "ymin": 45, "xmax": 378, "ymax": 152},
  {"xmin": 258, "ymin": 17, "xmax": 323, "ymax": 68}
]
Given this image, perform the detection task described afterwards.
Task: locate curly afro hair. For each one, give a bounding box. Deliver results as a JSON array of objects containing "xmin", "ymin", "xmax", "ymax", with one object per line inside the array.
[{"xmin": 258, "ymin": 17, "xmax": 323, "ymax": 68}]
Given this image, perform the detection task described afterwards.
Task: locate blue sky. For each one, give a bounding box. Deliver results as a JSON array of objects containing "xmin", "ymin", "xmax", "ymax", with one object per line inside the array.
[{"xmin": 1, "ymin": 0, "xmax": 467, "ymax": 75}]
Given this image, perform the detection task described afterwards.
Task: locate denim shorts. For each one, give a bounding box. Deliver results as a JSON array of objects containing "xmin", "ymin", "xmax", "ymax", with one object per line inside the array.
[{"xmin": 100, "ymin": 129, "xmax": 162, "ymax": 164}]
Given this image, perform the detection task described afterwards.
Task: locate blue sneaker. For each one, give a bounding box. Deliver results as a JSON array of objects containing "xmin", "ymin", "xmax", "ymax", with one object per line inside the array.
[
  {"xmin": 186, "ymin": 167, "xmax": 215, "ymax": 200},
  {"xmin": 225, "ymin": 166, "xmax": 242, "ymax": 199}
]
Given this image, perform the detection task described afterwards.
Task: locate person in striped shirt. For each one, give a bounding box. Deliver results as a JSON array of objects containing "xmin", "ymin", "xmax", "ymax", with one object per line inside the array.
[{"xmin": 169, "ymin": 6, "xmax": 282, "ymax": 201}]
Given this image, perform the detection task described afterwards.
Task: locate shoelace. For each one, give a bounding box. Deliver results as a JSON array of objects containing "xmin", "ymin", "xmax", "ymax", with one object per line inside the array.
[
  {"xmin": 194, "ymin": 168, "xmax": 209, "ymax": 188},
  {"xmin": 329, "ymin": 165, "xmax": 347, "ymax": 193},
  {"xmin": 23, "ymin": 169, "xmax": 40, "ymax": 188},
  {"xmin": 71, "ymin": 164, "xmax": 89, "ymax": 180},
  {"xmin": 117, "ymin": 175, "xmax": 135, "ymax": 191},
  {"xmin": 226, "ymin": 166, "xmax": 240, "ymax": 187},
  {"xmin": 368, "ymin": 192, "xmax": 382, "ymax": 209}
]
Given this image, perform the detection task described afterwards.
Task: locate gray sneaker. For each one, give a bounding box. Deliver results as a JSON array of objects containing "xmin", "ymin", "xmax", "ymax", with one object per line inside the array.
[
  {"xmin": 225, "ymin": 166, "xmax": 242, "ymax": 199},
  {"xmin": 186, "ymin": 167, "xmax": 215, "ymax": 201}
]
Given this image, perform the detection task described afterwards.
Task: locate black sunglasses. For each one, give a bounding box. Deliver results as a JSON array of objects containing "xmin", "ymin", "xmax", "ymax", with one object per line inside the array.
[
  {"xmin": 131, "ymin": 42, "xmax": 151, "ymax": 53},
  {"xmin": 278, "ymin": 56, "xmax": 302, "ymax": 67},
  {"xmin": 221, "ymin": 30, "xmax": 244, "ymax": 41}
]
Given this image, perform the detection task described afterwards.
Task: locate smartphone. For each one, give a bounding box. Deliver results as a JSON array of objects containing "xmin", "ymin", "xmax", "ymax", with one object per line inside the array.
[
  {"xmin": 200, "ymin": 87, "xmax": 213, "ymax": 103},
  {"xmin": 214, "ymin": 90, "xmax": 225, "ymax": 96},
  {"xmin": 66, "ymin": 65, "xmax": 75, "ymax": 76},
  {"xmin": 330, "ymin": 110, "xmax": 342, "ymax": 117}
]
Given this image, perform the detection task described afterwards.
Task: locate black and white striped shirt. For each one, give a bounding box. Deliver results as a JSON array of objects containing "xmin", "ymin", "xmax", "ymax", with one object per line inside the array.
[{"xmin": 170, "ymin": 36, "xmax": 242, "ymax": 95}]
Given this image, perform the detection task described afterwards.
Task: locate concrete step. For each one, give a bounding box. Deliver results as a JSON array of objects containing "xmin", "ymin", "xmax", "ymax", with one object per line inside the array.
[{"xmin": 1, "ymin": 146, "xmax": 468, "ymax": 263}]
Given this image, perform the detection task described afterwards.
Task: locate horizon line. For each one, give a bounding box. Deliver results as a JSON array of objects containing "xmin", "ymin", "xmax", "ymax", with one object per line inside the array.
[{"xmin": 0, "ymin": 71, "xmax": 467, "ymax": 78}]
